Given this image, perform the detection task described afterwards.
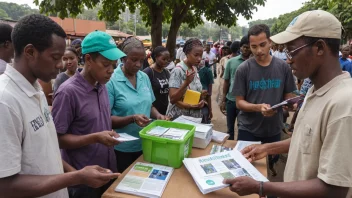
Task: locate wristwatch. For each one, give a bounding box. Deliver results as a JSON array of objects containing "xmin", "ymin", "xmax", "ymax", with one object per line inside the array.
[{"xmin": 259, "ymin": 181, "xmax": 264, "ymax": 197}]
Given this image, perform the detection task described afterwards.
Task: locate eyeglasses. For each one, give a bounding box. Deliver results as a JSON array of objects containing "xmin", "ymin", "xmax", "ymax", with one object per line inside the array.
[{"xmin": 284, "ymin": 41, "xmax": 316, "ymax": 60}]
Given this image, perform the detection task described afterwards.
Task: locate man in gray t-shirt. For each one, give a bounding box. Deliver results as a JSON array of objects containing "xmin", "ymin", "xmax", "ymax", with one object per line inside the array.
[
  {"xmin": 234, "ymin": 56, "xmax": 296, "ymax": 137},
  {"xmin": 232, "ymin": 24, "xmax": 296, "ymax": 178}
]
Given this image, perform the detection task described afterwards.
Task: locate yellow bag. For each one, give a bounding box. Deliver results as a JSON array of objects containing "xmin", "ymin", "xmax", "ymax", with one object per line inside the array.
[{"xmin": 183, "ymin": 89, "xmax": 201, "ymax": 105}]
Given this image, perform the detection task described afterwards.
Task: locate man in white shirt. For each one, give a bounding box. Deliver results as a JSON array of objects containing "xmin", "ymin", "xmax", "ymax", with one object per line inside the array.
[
  {"xmin": 0, "ymin": 23, "xmax": 14, "ymax": 74},
  {"xmin": 272, "ymin": 44, "xmax": 287, "ymax": 60},
  {"xmin": 176, "ymin": 43, "xmax": 186, "ymax": 63},
  {"xmin": 0, "ymin": 14, "xmax": 120, "ymax": 198},
  {"xmin": 203, "ymin": 44, "xmax": 217, "ymax": 78}
]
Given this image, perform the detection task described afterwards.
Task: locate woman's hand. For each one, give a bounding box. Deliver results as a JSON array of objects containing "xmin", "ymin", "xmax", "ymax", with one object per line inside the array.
[
  {"xmin": 185, "ymin": 70, "xmax": 195, "ymax": 85},
  {"xmin": 133, "ymin": 114, "xmax": 150, "ymax": 127}
]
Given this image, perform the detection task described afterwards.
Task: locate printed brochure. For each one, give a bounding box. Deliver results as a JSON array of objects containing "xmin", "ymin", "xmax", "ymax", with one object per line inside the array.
[{"xmin": 115, "ymin": 162, "xmax": 174, "ymax": 198}]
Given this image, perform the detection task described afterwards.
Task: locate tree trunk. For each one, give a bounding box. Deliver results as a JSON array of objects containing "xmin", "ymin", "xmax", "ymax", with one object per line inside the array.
[
  {"xmin": 166, "ymin": 0, "xmax": 192, "ymax": 59},
  {"xmin": 149, "ymin": 2, "xmax": 164, "ymax": 49}
]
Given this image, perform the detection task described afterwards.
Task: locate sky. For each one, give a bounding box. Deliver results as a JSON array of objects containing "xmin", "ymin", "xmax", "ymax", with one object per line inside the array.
[{"xmin": 1, "ymin": 0, "xmax": 309, "ymax": 26}]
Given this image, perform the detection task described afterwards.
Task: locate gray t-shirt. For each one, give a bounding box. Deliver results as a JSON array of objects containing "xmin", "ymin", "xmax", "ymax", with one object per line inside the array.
[
  {"xmin": 232, "ymin": 56, "xmax": 296, "ymax": 137},
  {"xmin": 53, "ymin": 72, "xmax": 70, "ymax": 95}
]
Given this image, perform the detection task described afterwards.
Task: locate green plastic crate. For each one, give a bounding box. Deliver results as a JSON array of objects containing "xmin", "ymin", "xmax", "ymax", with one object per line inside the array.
[{"xmin": 139, "ymin": 120, "xmax": 195, "ymax": 168}]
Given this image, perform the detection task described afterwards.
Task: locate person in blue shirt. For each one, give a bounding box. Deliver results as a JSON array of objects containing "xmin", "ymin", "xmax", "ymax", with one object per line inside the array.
[
  {"xmin": 339, "ymin": 45, "xmax": 352, "ymax": 76},
  {"xmin": 106, "ymin": 37, "xmax": 168, "ymax": 173}
]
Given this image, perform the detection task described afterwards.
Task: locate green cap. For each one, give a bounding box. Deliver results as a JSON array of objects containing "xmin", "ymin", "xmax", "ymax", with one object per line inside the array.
[{"xmin": 82, "ymin": 30, "xmax": 126, "ymax": 61}]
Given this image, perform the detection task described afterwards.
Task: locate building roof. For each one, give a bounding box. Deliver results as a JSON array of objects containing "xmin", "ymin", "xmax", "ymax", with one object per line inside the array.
[
  {"xmin": 106, "ymin": 30, "xmax": 132, "ymax": 38},
  {"xmin": 0, "ymin": 18, "xmax": 17, "ymax": 27},
  {"xmin": 49, "ymin": 17, "xmax": 106, "ymax": 37}
]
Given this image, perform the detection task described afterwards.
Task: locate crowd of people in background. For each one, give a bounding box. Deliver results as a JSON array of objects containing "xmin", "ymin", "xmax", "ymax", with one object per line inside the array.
[{"xmin": 1, "ymin": 9, "xmax": 352, "ymax": 198}]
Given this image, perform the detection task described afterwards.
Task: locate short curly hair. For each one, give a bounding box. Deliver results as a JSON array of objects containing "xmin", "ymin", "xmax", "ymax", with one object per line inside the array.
[{"xmin": 11, "ymin": 14, "xmax": 66, "ymax": 57}]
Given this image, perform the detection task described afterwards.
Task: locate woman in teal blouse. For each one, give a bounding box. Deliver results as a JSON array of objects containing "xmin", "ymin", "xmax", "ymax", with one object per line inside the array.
[{"xmin": 107, "ymin": 37, "xmax": 167, "ymax": 172}]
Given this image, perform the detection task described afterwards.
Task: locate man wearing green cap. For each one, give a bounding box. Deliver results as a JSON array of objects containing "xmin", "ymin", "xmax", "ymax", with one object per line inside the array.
[
  {"xmin": 223, "ymin": 10, "xmax": 352, "ymax": 198},
  {"xmin": 52, "ymin": 30, "xmax": 127, "ymax": 197}
]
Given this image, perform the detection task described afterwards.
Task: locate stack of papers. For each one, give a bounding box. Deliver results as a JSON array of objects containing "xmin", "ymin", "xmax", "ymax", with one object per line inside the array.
[
  {"xmin": 161, "ymin": 128, "xmax": 189, "ymax": 140},
  {"xmin": 115, "ymin": 162, "xmax": 174, "ymax": 198},
  {"xmin": 183, "ymin": 150, "xmax": 268, "ymax": 194},
  {"xmin": 173, "ymin": 116, "xmax": 213, "ymax": 148},
  {"xmin": 147, "ymin": 126, "xmax": 189, "ymax": 140},
  {"xmin": 210, "ymin": 145, "xmax": 233, "ymax": 154},
  {"xmin": 147, "ymin": 126, "xmax": 170, "ymax": 136},
  {"xmin": 234, "ymin": 141, "xmax": 261, "ymax": 152}
]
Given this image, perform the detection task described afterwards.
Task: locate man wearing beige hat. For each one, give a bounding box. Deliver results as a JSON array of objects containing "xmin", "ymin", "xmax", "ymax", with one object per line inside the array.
[{"xmin": 223, "ymin": 10, "xmax": 352, "ymax": 198}]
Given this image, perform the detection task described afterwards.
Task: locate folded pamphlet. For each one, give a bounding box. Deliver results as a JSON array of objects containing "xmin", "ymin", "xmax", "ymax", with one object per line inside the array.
[
  {"xmin": 113, "ymin": 133, "xmax": 139, "ymax": 142},
  {"xmin": 183, "ymin": 150, "xmax": 268, "ymax": 194},
  {"xmin": 115, "ymin": 162, "xmax": 174, "ymax": 198},
  {"xmin": 234, "ymin": 141, "xmax": 261, "ymax": 152},
  {"xmin": 161, "ymin": 128, "xmax": 189, "ymax": 140},
  {"xmin": 211, "ymin": 130, "xmax": 229, "ymax": 143},
  {"xmin": 210, "ymin": 145, "xmax": 233, "ymax": 154},
  {"xmin": 147, "ymin": 126, "xmax": 170, "ymax": 136},
  {"xmin": 270, "ymin": 96, "xmax": 301, "ymax": 109}
]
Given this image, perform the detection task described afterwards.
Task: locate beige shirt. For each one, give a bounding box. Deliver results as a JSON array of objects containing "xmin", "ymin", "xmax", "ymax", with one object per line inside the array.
[
  {"xmin": 285, "ymin": 72, "xmax": 352, "ymax": 196},
  {"xmin": 0, "ymin": 65, "xmax": 68, "ymax": 198}
]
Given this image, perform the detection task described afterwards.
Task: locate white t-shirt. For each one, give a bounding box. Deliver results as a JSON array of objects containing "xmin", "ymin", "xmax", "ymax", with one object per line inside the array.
[
  {"xmin": 273, "ymin": 51, "xmax": 287, "ymax": 61},
  {"xmin": 0, "ymin": 59, "xmax": 7, "ymax": 74},
  {"xmin": 202, "ymin": 51, "xmax": 216, "ymax": 65},
  {"xmin": 176, "ymin": 48, "xmax": 186, "ymax": 61},
  {"xmin": 0, "ymin": 65, "xmax": 68, "ymax": 198}
]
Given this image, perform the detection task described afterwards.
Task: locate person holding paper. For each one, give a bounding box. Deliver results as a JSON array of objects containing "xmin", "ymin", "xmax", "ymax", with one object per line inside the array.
[
  {"xmin": 107, "ymin": 37, "xmax": 167, "ymax": 173},
  {"xmin": 225, "ymin": 10, "xmax": 352, "ymax": 198},
  {"xmin": 232, "ymin": 24, "xmax": 297, "ymax": 177},
  {"xmin": 52, "ymin": 30, "xmax": 126, "ymax": 197},
  {"xmin": 0, "ymin": 15, "xmax": 120, "ymax": 198},
  {"xmin": 167, "ymin": 38, "xmax": 206, "ymax": 122}
]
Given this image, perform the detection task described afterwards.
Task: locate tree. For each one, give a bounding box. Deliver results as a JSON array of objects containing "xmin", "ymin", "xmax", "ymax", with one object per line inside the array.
[
  {"xmin": 0, "ymin": 2, "xmax": 39, "ymax": 20},
  {"xmin": 270, "ymin": 3, "xmax": 316, "ymax": 36},
  {"xmin": 34, "ymin": 0, "xmax": 265, "ymax": 58},
  {"xmin": 312, "ymin": 0, "xmax": 352, "ymax": 40},
  {"xmin": 248, "ymin": 18, "xmax": 277, "ymax": 29},
  {"xmin": 0, "ymin": 8, "xmax": 9, "ymax": 19}
]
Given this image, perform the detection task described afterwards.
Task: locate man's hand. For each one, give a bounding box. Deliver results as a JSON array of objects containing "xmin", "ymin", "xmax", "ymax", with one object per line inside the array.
[
  {"xmin": 134, "ymin": 114, "xmax": 150, "ymax": 127},
  {"xmin": 209, "ymin": 110, "xmax": 213, "ymax": 119},
  {"xmin": 241, "ymin": 144, "xmax": 268, "ymax": 162},
  {"xmin": 220, "ymin": 101, "xmax": 226, "ymax": 112},
  {"xmin": 95, "ymin": 131, "xmax": 120, "ymax": 147},
  {"xmin": 223, "ymin": 177, "xmax": 260, "ymax": 196},
  {"xmin": 77, "ymin": 165, "xmax": 121, "ymax": 188},
  {"xmin": 260, "ymin": 104, "xmax": 276, "ymax": 117}
]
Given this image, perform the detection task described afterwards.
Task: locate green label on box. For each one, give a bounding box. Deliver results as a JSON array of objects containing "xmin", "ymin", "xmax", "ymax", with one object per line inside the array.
[
  {"xmin": 134, "ymin": 165, "xmax": 153, "ymax": 172},
  {"xmin": 184, "ymin": 139, "xmax": 190, "ymax": 158}
]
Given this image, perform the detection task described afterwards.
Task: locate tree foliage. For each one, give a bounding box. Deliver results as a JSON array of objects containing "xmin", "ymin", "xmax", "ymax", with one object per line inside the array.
[
  {"xmin": 34, "ymin": 0, "xmax": 266, "ymax": 57},
  {"xmin": 248, "ymin": 18, "xmax": 277, "ymax": 29},
  {"xmin": 312, "ymin": 0, "xmax": 352, "ymax": 39},
  {"xmin": 270, "ymin": 3, "xmax": 316, "ymax": 36},
  {"xmin": 0, "ymin": 2, "xmax": 39, "ymax": 20}
]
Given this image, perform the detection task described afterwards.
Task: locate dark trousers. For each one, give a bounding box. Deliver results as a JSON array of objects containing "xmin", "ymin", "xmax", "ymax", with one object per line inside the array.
[
  {"xmin": 226, "ymin": 100, "xmax": 239, "ymax": 140},
  {"xmin": 114, "ymin": 150, "xmax": 143, "ymax": 173},
  {"xmin": 68, "ymin": 180, "xmax": 114, "ymax": 198},
  {"xmin": 212, "ymin": 63, "xmax": 217, "ymax": 78},
  {"xmin": 238, "ymin": 130, "xmax": 280, "ymax": 198}
]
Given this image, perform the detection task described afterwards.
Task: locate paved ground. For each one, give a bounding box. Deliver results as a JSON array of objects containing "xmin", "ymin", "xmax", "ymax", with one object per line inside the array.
[{"xmin": 210, "ymin": 73, "xmax": 290, "ymax": 182}]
